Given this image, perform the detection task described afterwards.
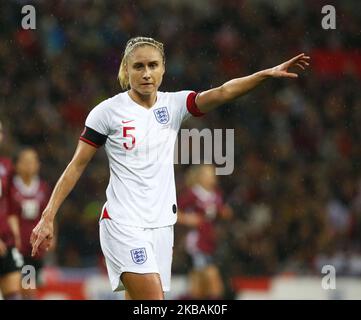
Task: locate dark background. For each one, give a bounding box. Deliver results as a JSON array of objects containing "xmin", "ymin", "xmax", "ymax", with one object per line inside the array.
[{"xmin": 1, "ymin": 0, "xmax": 360, "ymax": 298}]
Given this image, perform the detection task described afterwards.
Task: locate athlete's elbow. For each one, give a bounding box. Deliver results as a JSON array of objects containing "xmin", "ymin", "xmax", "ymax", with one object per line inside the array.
[
  {"xmin": 197, "ymin": 86, "xmax": 232, "ymax": 113},
  {"xmin": 218, "ymin": 84, "xmax": 235, "ymax": 103}
]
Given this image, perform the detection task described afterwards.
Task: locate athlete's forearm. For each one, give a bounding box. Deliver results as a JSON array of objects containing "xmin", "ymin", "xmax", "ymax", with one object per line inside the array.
[
  {"xmin": 220, "ymin": 69, "xmax": 271, "ymax": 101},
  {"xmin": 7, "ymin": 215, "xmax": 20, "ymax": 241},
  {"xmin": 42, "ymin": 161, "xmax": 87, "ymax": 221},
  {"xmin": 196, "ymin": 69, "xmax": 271, "ymax": 113}
]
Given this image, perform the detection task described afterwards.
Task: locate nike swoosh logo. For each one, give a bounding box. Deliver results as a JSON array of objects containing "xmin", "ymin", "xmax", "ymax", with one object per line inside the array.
[{"xmin": 122, "ymin": 120, "xmax": 134, "ymax": 124}]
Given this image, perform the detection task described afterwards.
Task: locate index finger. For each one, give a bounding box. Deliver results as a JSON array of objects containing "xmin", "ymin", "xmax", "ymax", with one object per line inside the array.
[
  {"xmin": 291, "ymin": 54, "xmax": 311, "ymax": 64},
  {"xmin": 288, "ymin": 53, "xmax": 306, "ymax": 63},
  {"xmin": 31, "ymin": 235, "xmax": 45, "ymax": 257},
  {"xmin": 30, "ymin": 230, "xmax": 36, "ymax": 245}
]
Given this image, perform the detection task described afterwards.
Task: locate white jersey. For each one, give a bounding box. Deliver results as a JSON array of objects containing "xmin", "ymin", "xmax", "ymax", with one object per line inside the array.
[{"xmin": 80, "ymin": 90, "xmax": 202, "ymax": 228}]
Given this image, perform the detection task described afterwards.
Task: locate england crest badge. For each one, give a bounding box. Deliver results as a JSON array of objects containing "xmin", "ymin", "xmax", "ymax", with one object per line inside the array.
[
  {"xmin": 130, "ymin": 248, "xmax": 147, "ymax": 264},
  {"xmin": 153, "ymin": 107, "xmax": 169, "ymax": 124}
]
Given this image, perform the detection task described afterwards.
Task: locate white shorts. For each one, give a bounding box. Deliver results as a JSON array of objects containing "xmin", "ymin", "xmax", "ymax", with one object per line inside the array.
[{"xmin": 99, "ymin": 218, "xmax": 174, "ymax": 292}]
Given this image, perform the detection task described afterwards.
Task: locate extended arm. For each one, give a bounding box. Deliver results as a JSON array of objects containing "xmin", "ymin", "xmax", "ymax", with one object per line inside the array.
[
  {"xmin": 30, "ymin": 141, "xmax": 97, "ymax": 256},
  {"xmin": 196, "ymin": 53, "xmax": 310, "ymax": 113}
]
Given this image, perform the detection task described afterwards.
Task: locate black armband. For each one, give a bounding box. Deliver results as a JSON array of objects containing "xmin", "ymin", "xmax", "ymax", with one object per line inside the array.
[{"xmin": 79, "ymin": 126, "xmax": 108, "ymax": 148}]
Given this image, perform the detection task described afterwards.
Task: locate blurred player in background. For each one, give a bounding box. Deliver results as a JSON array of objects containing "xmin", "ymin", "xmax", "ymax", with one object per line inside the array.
[
  {"xmin": 9, "ymin": 148, "xmax": 51, "ymax": 299},
  {"xmin": 178, "ymin": 164, "xmax": 232, "ymax": 299},
  {"xmin": 0, "ymin": 121, "xmax": 23, "ymax": 300},
  {"xmin": 31, "ymin": 36, "xmax": 309, "ymax": 300}
]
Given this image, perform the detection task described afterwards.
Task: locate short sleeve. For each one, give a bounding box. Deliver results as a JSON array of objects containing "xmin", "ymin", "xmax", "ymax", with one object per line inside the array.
[
  {"xmin": 171, "ymin": 90, "xmax": 205, "ymax": 127},
  {"xmin": 85, "ymin": 102, "xmax": 110, "ymax": 136},
  {"xmin": 79, "ymin": 102, "xmax": 110, "ymax": 148}
]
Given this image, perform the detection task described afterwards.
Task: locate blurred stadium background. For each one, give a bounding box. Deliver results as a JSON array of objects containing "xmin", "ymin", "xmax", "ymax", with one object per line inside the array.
[{"xmin": 1, "ymin": 0, "xmax": 361, "ymax": 299}]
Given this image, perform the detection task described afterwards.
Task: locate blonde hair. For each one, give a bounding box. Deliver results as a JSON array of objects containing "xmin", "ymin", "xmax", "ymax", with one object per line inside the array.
[{"xmin": 118, "ymin": 36, "xmax": 165, "ymax": 90}]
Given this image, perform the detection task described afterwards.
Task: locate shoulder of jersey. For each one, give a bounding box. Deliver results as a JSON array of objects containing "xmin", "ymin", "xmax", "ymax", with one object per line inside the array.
[
  {"xmin": 91, "ymin": 91, "xmax": 182, "ymax": 111},
  {"xmin": 157, "ymin": 91, "xmax": 180, "ymax": 104},
  {"xmin": 160, "ymin": 90, "xmax": 191, "ymax": 101}
]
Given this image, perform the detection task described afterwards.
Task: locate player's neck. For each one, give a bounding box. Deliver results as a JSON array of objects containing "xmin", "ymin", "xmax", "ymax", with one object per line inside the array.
[{"xmin": 128, "ymin": 89, "xmax": 157, "ymax": 109}]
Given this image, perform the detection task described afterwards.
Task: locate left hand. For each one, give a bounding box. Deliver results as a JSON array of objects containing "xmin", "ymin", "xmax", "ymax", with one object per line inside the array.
[
  {"xmin": 30, "ymin": 215, "xmax": 54, "ymax": 257},
  {"xmin": 269, "ymin": 53, "xmax": 310, "ymax": 78}
]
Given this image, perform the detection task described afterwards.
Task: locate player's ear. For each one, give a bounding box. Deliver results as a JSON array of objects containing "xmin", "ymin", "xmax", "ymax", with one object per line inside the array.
[{"xmin": 124, "ymin": 63, "xmax": 129, "ymax": 77}]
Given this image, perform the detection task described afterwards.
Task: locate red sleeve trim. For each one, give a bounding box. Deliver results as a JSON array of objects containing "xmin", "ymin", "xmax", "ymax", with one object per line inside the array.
[
  {"xmin": 79, "ymin": 137, "xmax": 100, "ymax": 148},
  {"xmin": 186, "ymin": 92, "xmax": 205, "ymax": 117}
]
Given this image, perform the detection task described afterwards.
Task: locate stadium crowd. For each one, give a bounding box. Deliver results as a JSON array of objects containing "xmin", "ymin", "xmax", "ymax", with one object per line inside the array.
[{"xmin": 1, "ymin": 0, "xmax": 360, "ymax": 295}]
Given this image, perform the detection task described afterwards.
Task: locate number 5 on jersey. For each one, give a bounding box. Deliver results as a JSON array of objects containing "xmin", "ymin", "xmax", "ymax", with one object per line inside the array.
[{"xmin": 123, "ymin": 126, "xmax": 136, "ymax": 150}]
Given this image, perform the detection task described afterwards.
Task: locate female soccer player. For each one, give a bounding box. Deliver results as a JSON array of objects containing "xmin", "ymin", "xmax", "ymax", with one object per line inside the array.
[
  {"xmin": 178, "ymin": 164, "xmax": 233, "ymax": 299},
  {"xmin": 9, "ymin": 148, "xmax": 51, "ymax": 299},
  {"xmin": 31, "ymin": 36, "xmax": 310, "ymax": 300}
]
